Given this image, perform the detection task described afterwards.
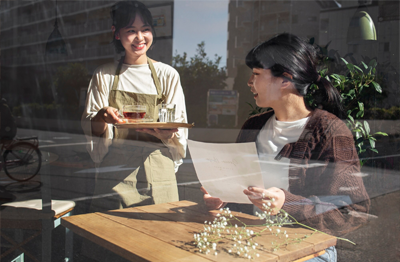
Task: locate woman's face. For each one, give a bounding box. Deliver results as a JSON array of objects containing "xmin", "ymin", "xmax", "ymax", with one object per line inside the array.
[
  {"xmin": 247, "ymin": 68, "xmax": 284, "ymax": 108},
  {"xmin": 115, "ymin": 14, "xmax": 153, "ymax": 62}
]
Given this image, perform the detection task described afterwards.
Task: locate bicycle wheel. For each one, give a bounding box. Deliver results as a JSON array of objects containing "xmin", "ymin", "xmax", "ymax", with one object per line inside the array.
[{"xmin": 3, "ymin": 142, "xmax": 42, "ymax": 182}]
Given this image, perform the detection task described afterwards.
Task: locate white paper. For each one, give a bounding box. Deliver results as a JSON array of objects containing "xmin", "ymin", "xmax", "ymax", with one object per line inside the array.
[{"xmin": 187, "ymin": 140, "xmax": 264, "ymax": 204}]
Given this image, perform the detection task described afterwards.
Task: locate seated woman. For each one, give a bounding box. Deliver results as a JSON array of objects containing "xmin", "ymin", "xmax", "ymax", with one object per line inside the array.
[{"xmin": 201, "ymin": 33, "xmax": 370, "ymax": 261}]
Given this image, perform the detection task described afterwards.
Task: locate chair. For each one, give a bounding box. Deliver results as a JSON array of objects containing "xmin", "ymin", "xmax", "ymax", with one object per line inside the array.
[{"xmin": 0, "ymin": 173, "xmax": 75, "ymax": 262}]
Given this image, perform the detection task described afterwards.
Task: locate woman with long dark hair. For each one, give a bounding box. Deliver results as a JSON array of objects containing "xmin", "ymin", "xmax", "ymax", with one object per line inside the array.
[
  {"xmin": 202, "ymin": 33, "xmax": 370, "ymax": 261},
  {"xmin": 82, "ymin": 1, "xmax": 187, "ymax": 213}
]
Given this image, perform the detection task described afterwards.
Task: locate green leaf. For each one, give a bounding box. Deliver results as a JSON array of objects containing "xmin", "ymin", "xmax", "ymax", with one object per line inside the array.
[
  {"xmin": 359, "ymin": 85, "xmax": 364, "ymax": 94},
  {"xmin": 359, "ymin": 125, "xmax": 366, "ymax": 136},
  {"xmin": 374, "ymin": 132, "xmax": 388, "ymax": 136},
  {"xmin": 361, "ymin": 61, "xmax": 368, "ymax": 69},
  {"xmin": 341, "ymin": 57, "xmax": 349, "ymax": 65},
  {"xmin": 369, "ymin": 138, "xmax": 375, "ymax": 148},
  {"xmin": 358, "ymin": 102, "xmax": 364, "ymax": 112},
  {"xmin": 363, "ymin": 120, "xmax": 370, "ymax": 134},
  {"xmin": 355, "ymin": 131, "xmax": 362, "ymax": 139},
  {"xmin": 346, "ymin": 63, "xmax": 355, "ymax": 72},
  {"xmin": 331, "ymin": 74, "xmax": 341, "ymax": 80},
  {"xmin": 354, "ymin": 65, "xmax": 364, "ymax": 73},
  {"xmin": 369, "ymin": 137, "xmax": 377, "ymax": 141},
  {"xmin": 371, "ymin": 81, "xmax": 382, "ymax": 93},
  {"xmin": 369, "ymin": 148, "xmax": 378, "ymax": 154}
]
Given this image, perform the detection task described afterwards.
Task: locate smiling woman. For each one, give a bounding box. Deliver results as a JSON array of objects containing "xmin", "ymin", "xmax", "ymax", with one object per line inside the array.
[
  {"xmin": 202, "ymin": 33, "xmax": 370, "ymax": 262},
  {"xmin": 82, "ymin": 0, "xmax": 188, "ymax": 211},
  {"xmin": 80, "ymin": 1, "xmax": 188, "ymax": 260}
]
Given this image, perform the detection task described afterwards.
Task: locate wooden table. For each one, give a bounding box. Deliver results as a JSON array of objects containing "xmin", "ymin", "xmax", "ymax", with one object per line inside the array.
[{"xmin": 61, "ymin": 200, "xmax": 336, "ymax": 262}]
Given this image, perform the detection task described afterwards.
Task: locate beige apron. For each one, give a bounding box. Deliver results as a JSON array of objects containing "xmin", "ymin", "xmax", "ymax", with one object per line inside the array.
[{"xmin": 89, "ymin": 57, "xmax": 178, "ymax": 213}]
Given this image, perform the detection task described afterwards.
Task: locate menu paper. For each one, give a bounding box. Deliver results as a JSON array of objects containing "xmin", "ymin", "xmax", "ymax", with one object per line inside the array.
[{"xmin": 187, "ymin": 140, "xmax": 264, "ymax": 204}]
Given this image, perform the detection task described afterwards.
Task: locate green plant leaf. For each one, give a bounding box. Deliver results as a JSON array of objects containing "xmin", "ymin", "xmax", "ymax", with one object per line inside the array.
[
  {"xmin": 363, "ymin": 120, "xmax": 370, "ymax": 134},
  {"xmin": 369, "ymin": 138, "xmax": 375, "ymax": 148},
  {"xmin": 369, "ymin": 148, "xmax": 378, "ymax": 154},
  {"xmin": 354, "ymin": 65, "xmax": 364, "ymax": 73},
  {"xmin": 359, "ymin": 102, "xmax": 364, "ymax": 112},
  {"xmin": 359, "ymin": 125, "xmax": 366, "ymax": 136},
  {"xmin": 359, "ymin": 85, "xmax": 364, "ymax": 94},
  {"xmin": 341, "ymin": 57, "xmax": 349, "ymax": 65},
  {"xmin": 374, "ymin": 132, "xmax": 388, "ymax": 136},
  {"xmin": 346, "ymin": 63, "xmax": 355, "ymax": 72},
  {"xmin": 371, "ymin": 81, "xmax": 382, "ymax": 93},
  {"xmin": 361, "ymin": 61, "xmax": 368, "ymax": 69}
]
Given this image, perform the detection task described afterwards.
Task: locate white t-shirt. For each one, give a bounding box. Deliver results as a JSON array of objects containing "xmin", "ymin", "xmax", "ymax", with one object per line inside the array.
[
  {"xmin": 81, "ymin": 61, "xmax": 188, "ymax": 172},
  {"xmin": 256, "ymin": 114, "xmax": 309, "ymax": 191}
]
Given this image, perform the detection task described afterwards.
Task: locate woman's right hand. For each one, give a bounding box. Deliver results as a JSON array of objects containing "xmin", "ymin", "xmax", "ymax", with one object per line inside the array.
[
  {"xmin": 96, "ymin": 107, "xmax": 123, "ymax": 124},
  {"xmin": 200, "ymin": 186, "xmax": 226, "ymax": 210},
  {"xmin": 91, "ymin": 106, "xmax": 124, "ymax": 136}
]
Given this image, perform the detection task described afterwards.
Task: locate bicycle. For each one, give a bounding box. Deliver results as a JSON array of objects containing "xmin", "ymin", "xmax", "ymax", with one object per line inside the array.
[{"xmin": 0, "ymin": 137, "xmax": 42, "ymax": 182}]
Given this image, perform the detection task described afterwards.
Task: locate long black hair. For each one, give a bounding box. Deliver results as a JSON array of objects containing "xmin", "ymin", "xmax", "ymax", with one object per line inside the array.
[
  {"xmin": 245, "ymin": 33, "xmax": 343, "ymax": 118},
  {"xmin": 110, "ymin": 1, "xmax": 156, "ymax": 53}
]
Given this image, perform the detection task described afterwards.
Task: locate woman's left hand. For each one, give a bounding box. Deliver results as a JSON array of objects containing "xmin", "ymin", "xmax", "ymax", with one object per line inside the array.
[
  {"xmin": 243, "ymin": 186, "xmax": 285, "ymax": 215},
  {"xmin": 136, "ymin": 128, "xmax": 178, "ymax": 140}
]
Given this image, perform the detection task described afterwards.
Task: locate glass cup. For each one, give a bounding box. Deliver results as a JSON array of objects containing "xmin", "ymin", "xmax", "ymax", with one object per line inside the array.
[
  {"xmin": 122, "ymin": 105, "xmax": 147, "ymax": 122},
  {"xmin": 158, "ymin": 103, "xmax": 176, "ymax": 122}
]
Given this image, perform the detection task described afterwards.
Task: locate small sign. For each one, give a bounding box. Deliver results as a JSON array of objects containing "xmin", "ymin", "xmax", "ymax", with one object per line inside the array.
[{"xmin": 153, "ymin": 15, "xmax": 165, "ymax": 27}]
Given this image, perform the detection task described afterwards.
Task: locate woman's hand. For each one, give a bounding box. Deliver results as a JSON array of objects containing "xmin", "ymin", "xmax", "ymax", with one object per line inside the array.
[
  {"xmin": 92, "ymin": 106, "xmax": 123, "ymax": 136},
  {"xmin": 200, "ymin": 186, "xmax": 226, "ymax": 210},
  {"xmin": 136, "ymin": 128, "xmax": 178, "ymax": 140},
  {"xmin": 243, "ymin": 186, "xmax": 285, "ymax": 215}
]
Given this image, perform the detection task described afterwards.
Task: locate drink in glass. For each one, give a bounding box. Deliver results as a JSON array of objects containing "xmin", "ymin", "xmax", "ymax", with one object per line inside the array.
[
  {"xmin": 158, "ymin": 103, "xmax": 175, "ymax": 122},
  {"xmin": 122, "ymin": 105, "xmax": 147, "ymax": 121}
]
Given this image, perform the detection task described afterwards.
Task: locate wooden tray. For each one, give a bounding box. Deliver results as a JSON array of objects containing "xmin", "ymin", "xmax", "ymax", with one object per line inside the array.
[{"xmin": 114, "ymin": 122, "xmax": 194, "ymax": 129}]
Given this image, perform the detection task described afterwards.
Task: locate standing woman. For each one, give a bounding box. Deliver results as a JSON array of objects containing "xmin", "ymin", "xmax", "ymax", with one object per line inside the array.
[
  {"xmin": 202, "ymin": 33, "xmax": 370, "ymax": 261},
  {"xmin": 82, "ymin": 1, "xmax": 187, "ymax": 213}
]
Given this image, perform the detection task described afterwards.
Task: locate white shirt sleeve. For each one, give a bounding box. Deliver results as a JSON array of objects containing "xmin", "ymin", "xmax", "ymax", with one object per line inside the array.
[
  {"xmin": 158, "ymin": 65, "xmax": 188, "ymax": 172},
  {"xmin": 81, "ymin": 65, "xmax": 114, "ymax": 163}
]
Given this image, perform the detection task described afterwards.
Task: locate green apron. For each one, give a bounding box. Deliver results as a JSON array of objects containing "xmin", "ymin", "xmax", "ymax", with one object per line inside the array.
[{"xmin": 89, "ymin": 57, "xmax": 179, "ymax": 213}]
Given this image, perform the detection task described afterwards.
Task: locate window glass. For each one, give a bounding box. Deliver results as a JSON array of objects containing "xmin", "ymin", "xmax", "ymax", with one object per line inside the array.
[{"xmin": 0, "ymin": 1, "xmax": 399, "ymax": 261}]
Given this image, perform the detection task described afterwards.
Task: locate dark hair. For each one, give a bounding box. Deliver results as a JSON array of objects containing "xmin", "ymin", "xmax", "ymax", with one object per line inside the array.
[
  {"xmin": 245, "ymin": 33, "xmax": 343, "ymax": 118},
  {"xmin": 110, "ymin": 1, "xmax": 156, "ymax": 53}
]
